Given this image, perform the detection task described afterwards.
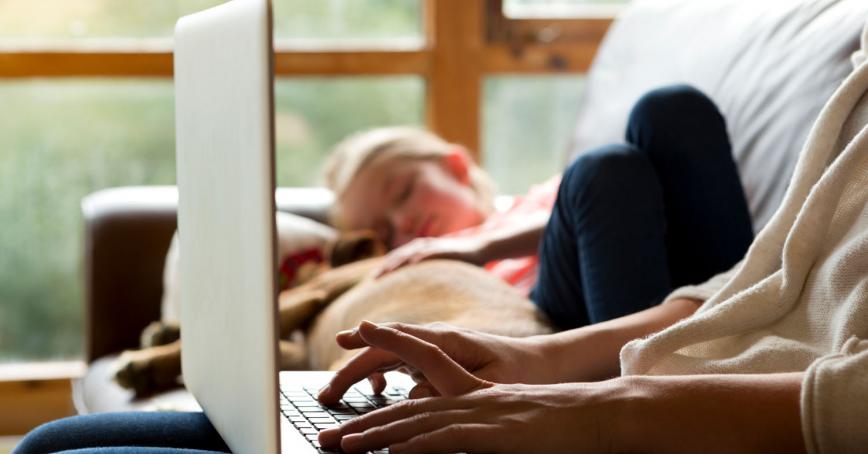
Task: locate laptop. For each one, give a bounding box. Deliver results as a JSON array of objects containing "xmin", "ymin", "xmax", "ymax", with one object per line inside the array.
[{"xmin": 173, "ymin": 1, "xmax": 411, "ymax": 453}]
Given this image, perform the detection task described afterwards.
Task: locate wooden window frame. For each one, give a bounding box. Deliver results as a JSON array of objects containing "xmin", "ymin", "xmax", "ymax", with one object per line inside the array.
[{"xmin": 0, "ymin": 0, "xmax": 615, "ymax": 435}]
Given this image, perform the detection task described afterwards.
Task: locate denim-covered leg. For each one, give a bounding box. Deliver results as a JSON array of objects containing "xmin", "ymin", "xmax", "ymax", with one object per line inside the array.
[
  {"xmin": 55, "ymin": 449, "xmax": 225, "ymax": 454},
  {"xmin": 626, "ymin": 85, "xmax": 753, "ymax": 288},
  {"xmin": 531, "ymin": 144, "xmax": 670, "ymax": 330},
  {"xmin": 13, "ymin": 412, "xmax": 230, "ymax": 454}
]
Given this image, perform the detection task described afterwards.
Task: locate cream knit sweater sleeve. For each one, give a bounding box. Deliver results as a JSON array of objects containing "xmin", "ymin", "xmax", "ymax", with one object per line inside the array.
[
  {"xmin": 662, "ymin": 260, "xmax": 741, "ymax": 305},
  {"xmin": 802, "ymin": 338, "xmax": 868, "ymax": 453}
]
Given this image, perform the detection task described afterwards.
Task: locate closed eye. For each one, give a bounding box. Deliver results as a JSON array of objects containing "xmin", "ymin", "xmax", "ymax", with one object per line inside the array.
[{"xmin": 397, "ymin": 174, "xmax": 415, "ymax": 206}]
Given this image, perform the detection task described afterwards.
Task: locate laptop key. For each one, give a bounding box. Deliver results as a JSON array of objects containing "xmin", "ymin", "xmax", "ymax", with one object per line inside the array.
[
  {"xmin": 308, "ymin": 417, "xmax": 335, "ymax": 423},
  {"xmin": 325, "ymin": 402, "xmax": 353, "ymax": 411}
]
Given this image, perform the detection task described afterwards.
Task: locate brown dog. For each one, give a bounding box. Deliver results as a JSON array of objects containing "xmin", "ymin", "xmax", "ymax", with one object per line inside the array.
[{"xmin": 113, "ymin": 236, "xmax": 553, "ymax": 397}]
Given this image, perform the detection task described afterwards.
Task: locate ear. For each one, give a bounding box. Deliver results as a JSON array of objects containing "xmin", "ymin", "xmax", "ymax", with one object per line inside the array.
[
  {"xmin": 442, "ymin": 146, "xmax": 471, "ymax": 184},
  {"xmin": 328, "ymin": 230, "xmax": 387, "ymax": 267}
]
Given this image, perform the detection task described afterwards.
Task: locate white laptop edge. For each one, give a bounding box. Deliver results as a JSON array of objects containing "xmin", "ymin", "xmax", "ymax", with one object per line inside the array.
[{"xmin": 174, "ymin": 1, "xmax": 281, "ymax": 453}]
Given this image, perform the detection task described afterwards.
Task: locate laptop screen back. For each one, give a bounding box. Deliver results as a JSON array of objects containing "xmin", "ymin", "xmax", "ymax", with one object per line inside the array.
[{"xmin": 174, "ymin": 1, "xmax": 279, "ymax": 453}]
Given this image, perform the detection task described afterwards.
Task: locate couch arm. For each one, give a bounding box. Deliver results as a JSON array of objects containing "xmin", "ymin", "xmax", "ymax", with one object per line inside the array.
[{"xmin": 81, "ymin": 186, "xmax": 335, "ymax": 361}]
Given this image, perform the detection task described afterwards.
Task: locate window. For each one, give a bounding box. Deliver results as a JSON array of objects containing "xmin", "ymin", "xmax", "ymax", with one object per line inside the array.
[
  {"xmin": 0, "ymin": 1, "xmax": 428, "ymax": 366},
  {"xmin": 483, "ymin": 75, "xmax": 585, "ymax": 194}
]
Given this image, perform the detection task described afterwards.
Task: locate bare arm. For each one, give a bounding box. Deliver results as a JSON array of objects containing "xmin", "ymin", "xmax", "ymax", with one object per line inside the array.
[
  {"xmin": 621, "ymin": 372, "xmax": 806, "ymax": 453},
  {"xmin": 476, "ymin": 209, "xmax": 549, "ymax": 261},
  {"xmin": 376, "ymin": 210, "xmax": 549, "ymax": 276},
  {"xmin": 320, "ymin": 298, "xmax": 703, "ymax": 405},
  {"xmin": 541, "ymin": 297, "xmax": 703, "ymax": 382}
]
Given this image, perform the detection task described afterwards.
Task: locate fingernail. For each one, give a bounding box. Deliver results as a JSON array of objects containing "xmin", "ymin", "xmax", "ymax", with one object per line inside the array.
[
  {"xmin": 360, "ymin": 320, "xmax": 377, "ymax": 330},
  {"xmin": 341, "ymin": 433, "xmax": 363, "ymax": 451},
  {"xmin": 336, "ymin": 328, "xmax": 355, "ymax": 337},
  {"xmin": 318, "ymin": 427, "xmax": 340, "ymax": 447},
  {"xmin": 317, "ymin": 384, "xmax": 331, "ymax": 399}
]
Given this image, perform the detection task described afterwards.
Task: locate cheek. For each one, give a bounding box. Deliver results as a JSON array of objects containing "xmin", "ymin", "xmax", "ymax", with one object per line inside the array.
[
  {"xmin": 413, "ymin": 179, "xmax": 463, "ymax": 209},
  {"xmin": 416, "ymin": 181, "xmax": 479, "ymax": 225}
]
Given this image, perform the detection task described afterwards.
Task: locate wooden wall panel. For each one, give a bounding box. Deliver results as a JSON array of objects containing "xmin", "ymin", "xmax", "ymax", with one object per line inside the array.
[{"xmin": 0, "ymin": 362, "xmax": 82, "ymax": 436}]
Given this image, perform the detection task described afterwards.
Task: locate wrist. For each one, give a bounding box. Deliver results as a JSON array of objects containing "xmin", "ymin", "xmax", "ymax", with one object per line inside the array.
[
  {"xmin": 544, "ymin": 325, "xmax": 623, "ymax": 383},
  {"xmin": 471, "ymin": 235, "xmax": 495, "ymax": 265},
  {"xmin": 613, "ymin": 374, "xmax": 806, "ymax": 454},
  {"xmin": 611, "ymin": 375, "xmax": 664, "ymax": 453}
]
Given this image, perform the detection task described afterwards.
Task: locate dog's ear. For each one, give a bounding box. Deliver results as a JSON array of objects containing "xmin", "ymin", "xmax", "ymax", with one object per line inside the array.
[{"xmin": 328, "ymin": 230, "xmax": 387, "ymax": 267}]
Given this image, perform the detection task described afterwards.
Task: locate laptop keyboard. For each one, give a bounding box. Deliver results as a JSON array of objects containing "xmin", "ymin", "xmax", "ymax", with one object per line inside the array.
[{"xmin": 279, "ymin": 382, "xmax": 408, "ymax": 454}]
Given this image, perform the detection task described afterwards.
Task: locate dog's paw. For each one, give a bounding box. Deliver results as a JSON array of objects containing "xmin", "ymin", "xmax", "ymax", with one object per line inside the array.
[
  {"xmin": 111, "ymin": 349, "xmax": 180, "ymax": 397},
  {"xmin": 140, "ymin": 321, "xmax": 181, "ymax": 348}
]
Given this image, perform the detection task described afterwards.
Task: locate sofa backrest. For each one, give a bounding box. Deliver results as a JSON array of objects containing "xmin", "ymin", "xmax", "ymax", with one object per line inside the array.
[{"xmin": 571, "ymin": 0, "xmax": 868, "ymax": 230}]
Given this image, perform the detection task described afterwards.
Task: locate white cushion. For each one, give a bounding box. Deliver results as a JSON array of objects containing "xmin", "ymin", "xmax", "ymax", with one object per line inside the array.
[{"xmin": 571, "ymin": 0, "xmax": 868, "ymax": 230}]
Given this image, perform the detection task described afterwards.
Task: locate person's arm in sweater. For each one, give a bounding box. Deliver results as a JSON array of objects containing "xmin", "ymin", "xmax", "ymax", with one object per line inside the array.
[{"xmin": 802, "ymin": 338, "xmax": 868, "ymax": 453}]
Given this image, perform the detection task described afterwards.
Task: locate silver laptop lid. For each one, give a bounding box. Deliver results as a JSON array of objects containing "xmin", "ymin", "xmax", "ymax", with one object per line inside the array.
[{"xmin": 174, "ymin": 1, "xmax": 279, "ymax": 453}]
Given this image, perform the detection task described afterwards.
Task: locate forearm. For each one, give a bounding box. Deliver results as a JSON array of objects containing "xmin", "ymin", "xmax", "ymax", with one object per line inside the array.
[
  {"xmin": 617, "ymin": 373, "xmax": 806, "ymax": 454},
  {"xmin": 540, "ymin": 297, "xmax": 701, "ymax": 382},
  {"xmin": 477, "ymin": 210, "xmax": 549, "ymax": 262}
]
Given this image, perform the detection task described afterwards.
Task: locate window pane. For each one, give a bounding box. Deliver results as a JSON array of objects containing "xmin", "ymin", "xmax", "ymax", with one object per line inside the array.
[
  {"xmin": 0, "ymin": 0, "xmax": 423, "ymax": 46},
  {"xmin": 504, "ymin": 0, "xmax": 629, "ymax": 18},
  {"xmin": 0, "ymin": 76, "xmax": 422, "ymax": 362},
  {"xmin": 483, "ymin": 75, "xmax": 585, "ymax": 195},
  {"xmin": 0, "ymin": 80, "xmax": 176, "ymax": 363},
  {"xmin": 274, "ymin": 77, "xmax": 425, "ymax": 187}
]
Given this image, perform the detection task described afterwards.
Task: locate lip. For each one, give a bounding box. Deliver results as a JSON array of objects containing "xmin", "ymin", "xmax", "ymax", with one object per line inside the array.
[{"xmin": 416, "ymin": 216, "xmax": 435, "ymax": 238}]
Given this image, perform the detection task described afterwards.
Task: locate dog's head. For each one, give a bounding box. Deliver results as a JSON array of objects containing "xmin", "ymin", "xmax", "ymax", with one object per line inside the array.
[{"xmin": 328, "ymin": 230, "xmax": 387, "ymax": 268}]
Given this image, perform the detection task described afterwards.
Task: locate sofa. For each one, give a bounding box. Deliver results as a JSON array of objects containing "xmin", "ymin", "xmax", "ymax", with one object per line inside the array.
[{"xmin": 73, "ymin": 0, "xmax": 868, "ymax": 413}]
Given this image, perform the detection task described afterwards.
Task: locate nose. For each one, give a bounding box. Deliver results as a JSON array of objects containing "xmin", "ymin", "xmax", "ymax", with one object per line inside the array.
[{"xmin": 388, "ymin": 209, "xmax": 417, "ymax": 247}]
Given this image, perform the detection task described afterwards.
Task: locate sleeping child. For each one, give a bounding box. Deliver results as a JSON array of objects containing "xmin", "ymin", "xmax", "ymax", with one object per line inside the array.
[{"xmin": 322, "ymin": 86, "xmax": 754, "ymax": 330}]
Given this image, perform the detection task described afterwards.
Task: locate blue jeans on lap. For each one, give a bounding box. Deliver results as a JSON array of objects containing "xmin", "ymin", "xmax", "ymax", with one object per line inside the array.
[
  {"xmin": 531, "ymin": 85, "xmax": 753, "ymax": 329},
  {"xmin": 13, "ymin": 412, "xmax": 228, "ymax": 454}
]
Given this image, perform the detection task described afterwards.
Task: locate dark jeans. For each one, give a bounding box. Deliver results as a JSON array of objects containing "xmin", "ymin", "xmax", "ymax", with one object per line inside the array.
[
  {"xmin": 13, "ymin": 412, "xmax": 228, "ymax": 454},
  {"xmin": 531, "ymin": 84, "xmax": 753, "ymax": 329},
  {"xmin": 15, "ymin": 85, "xmax": 754, "ymax": 453}
]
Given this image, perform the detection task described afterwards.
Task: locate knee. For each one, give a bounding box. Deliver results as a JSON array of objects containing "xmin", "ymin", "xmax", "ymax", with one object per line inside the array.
[
  {"xmin": 561, "ymin": 144, "xmax": 654, "ymax": 206},
  {"xmin": 627, "ymin": 84, "xmax": 723, "ymax": 136},
  {"xmin": 13, "ymin": 417, "xmax": 69, "ymax": 454}
]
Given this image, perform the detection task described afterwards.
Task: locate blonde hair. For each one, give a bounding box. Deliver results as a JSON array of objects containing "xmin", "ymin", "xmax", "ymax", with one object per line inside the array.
[{"xmin": 322, "ymin": 126, "xmax": 496, "ymax": 227}]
